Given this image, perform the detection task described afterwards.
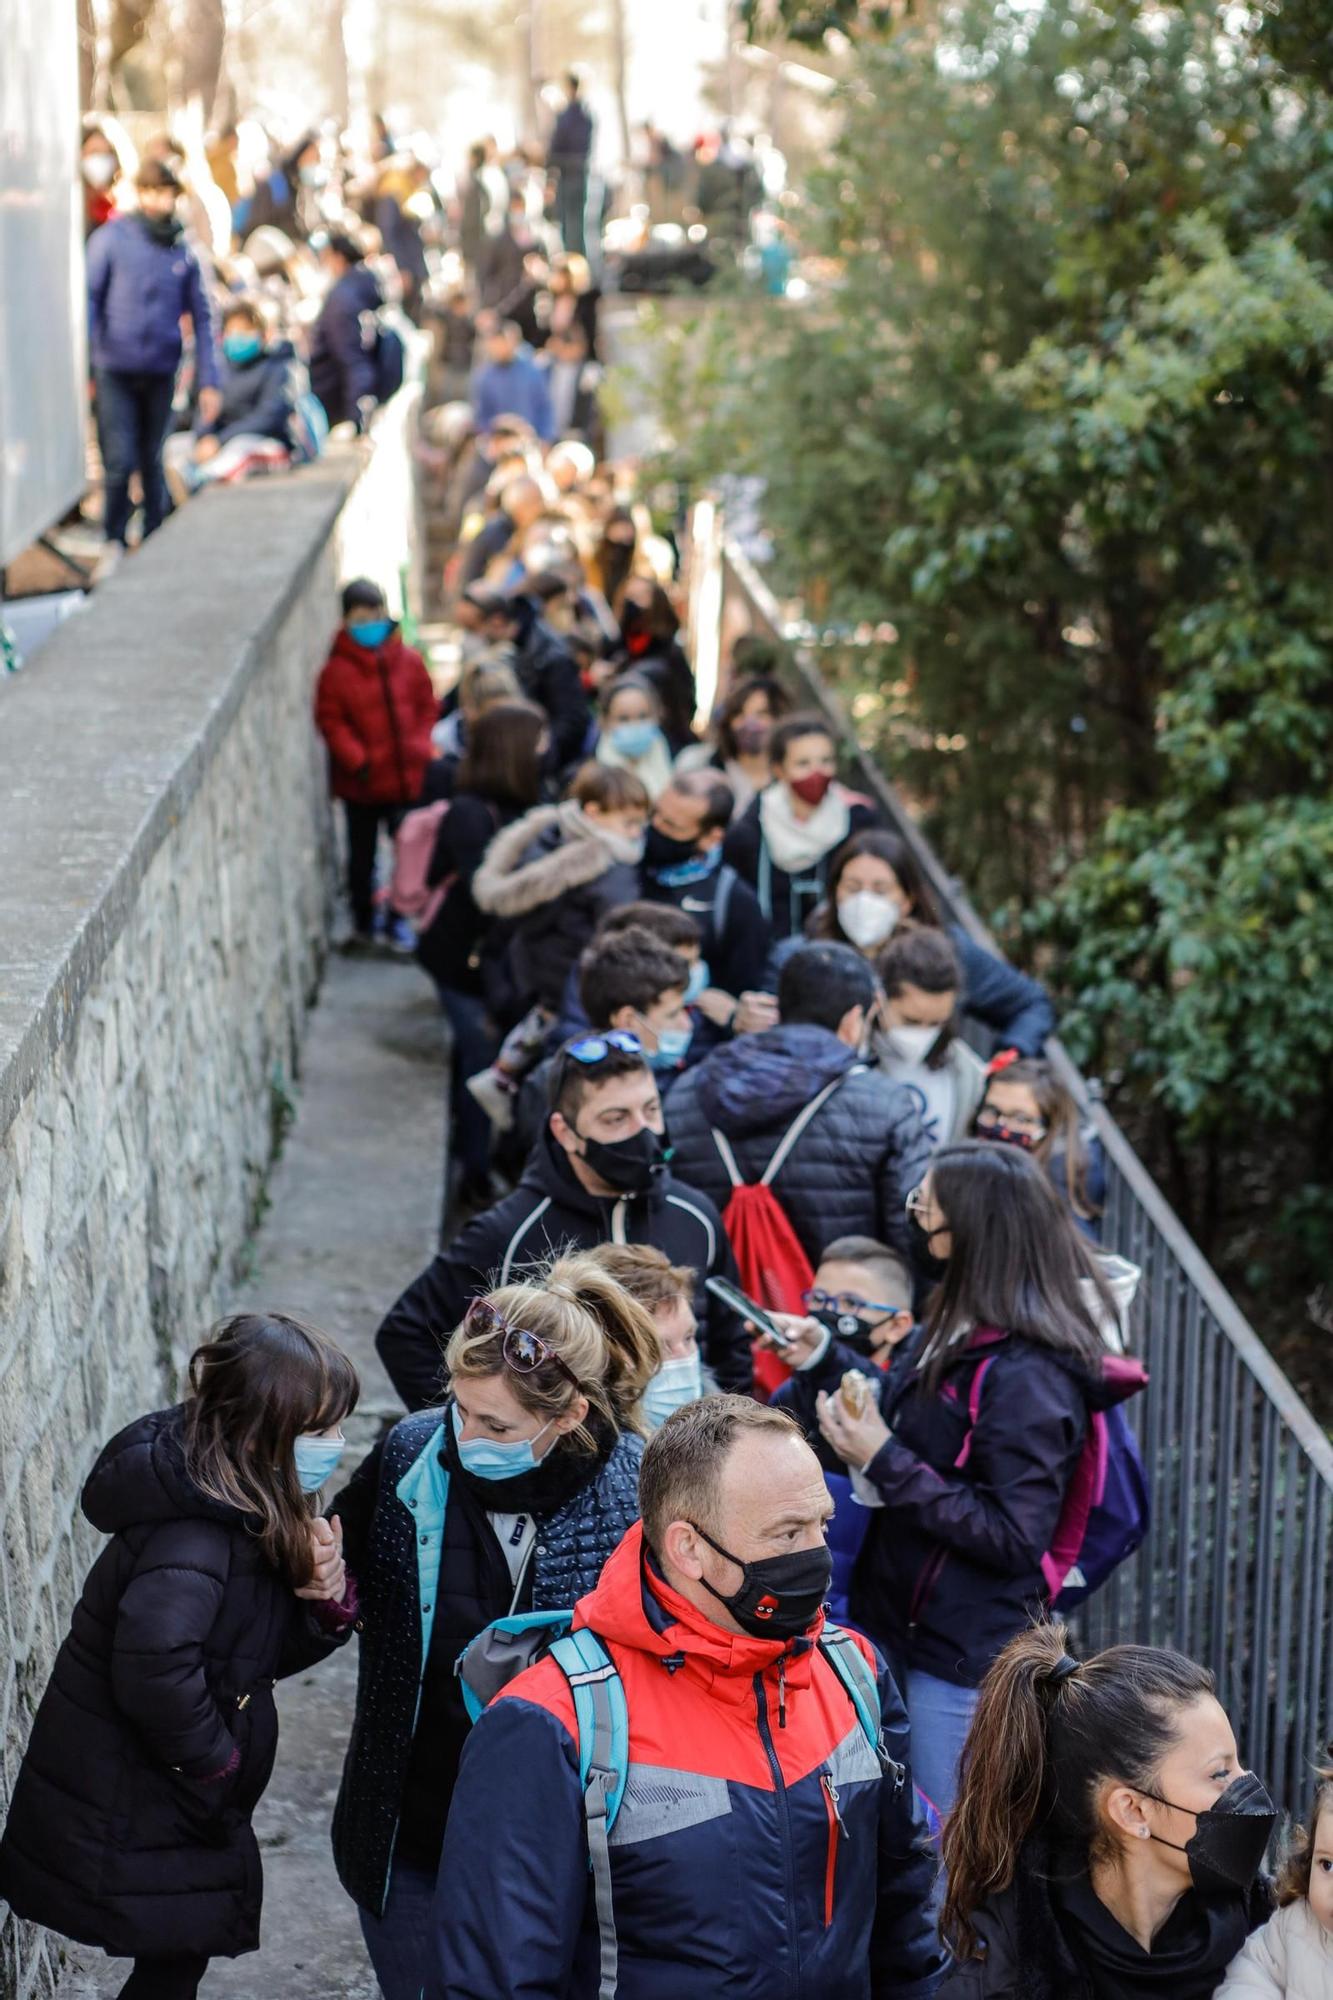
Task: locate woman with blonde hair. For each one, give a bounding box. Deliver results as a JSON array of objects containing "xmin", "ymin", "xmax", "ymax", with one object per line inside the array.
[{"xmin": 331, "ymin": 1252, "xmax": 656, "ymax": 2000}]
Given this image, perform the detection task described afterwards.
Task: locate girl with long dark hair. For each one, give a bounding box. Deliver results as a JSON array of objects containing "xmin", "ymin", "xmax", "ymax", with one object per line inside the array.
[
  {"xmin": 675, "ymin": 671, "xmax": 792, "ymax": 819},
  {"xmin": 0, "ymin": 1315, "xmax": 360, "ymax": 2000},
  {"xmin": 806, "ymin": 828, "xmax": 1056, "ymax": 1054},
  {"xmin": 808, "ymin": 1141, "xmax": 1141, "ymax": 1813},
  {"xmin": 975, "ymin": 1051, "xmax": 1107, "ymax": 1241},
  {"xmin": 938, "ymin": 1623, "xmax": 1274, "ymax": 1998}
]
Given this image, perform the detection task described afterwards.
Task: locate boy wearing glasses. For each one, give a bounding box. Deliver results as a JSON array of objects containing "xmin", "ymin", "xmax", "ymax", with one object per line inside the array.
[{"xmin": 376, "ymin": 1036, "xmax": 753, "ymax": 1410}]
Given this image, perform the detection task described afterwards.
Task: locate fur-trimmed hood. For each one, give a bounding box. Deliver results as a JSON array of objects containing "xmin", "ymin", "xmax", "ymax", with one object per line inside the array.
[{"xmin": 473, "ymin": 799, "xmax": 643, "ymax": 919}]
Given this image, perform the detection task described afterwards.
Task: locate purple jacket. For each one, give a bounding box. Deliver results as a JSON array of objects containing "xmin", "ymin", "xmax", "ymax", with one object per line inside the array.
[{"xmin": 87, "ymin": 215, "xmax": 220, "ymax": 387}]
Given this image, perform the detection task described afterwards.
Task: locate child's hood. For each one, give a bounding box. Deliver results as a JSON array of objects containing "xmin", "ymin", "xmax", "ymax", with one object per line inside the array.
[
  {"xmin": 472, "ymin": 798, "xmax": 636, "ymax": 919},
  {"xmin": 82, "ymin": 1405, "xmax": 251, "ymax": 1535}
]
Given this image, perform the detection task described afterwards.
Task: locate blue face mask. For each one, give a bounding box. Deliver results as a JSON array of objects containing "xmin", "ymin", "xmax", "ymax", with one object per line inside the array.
[
  {"xmin": 646, "ymin": 1019, "xmax": 693, "ymax": 1071},
  {"xmin": 683, "ymin": 959, "xmax": 710, "ymax": 1006},
  {"xmin": 643, "ymin": 1352, "xmax": 703, "ymax": 1429},
  {"xmin": 451, "ymin": 1400, "xmax": 555, "ymax": 1481},
  {"xmin": 293, "ymin": 1432, "xmax": 346, "ymax": 1493},
  {"xmin": 223, "ymin": 332, "xmax": 263, "ymax": 366},
  {"xmin": 349, "ymin": 617, "xmax": 392, "ymax": 649},
  {"xmin": 608, "ymin": 719, "xmax": 660, "ymax": 761}
]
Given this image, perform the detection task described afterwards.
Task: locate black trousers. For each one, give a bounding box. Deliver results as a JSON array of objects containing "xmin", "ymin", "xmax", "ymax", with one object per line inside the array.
[
  {"xmin": 118, "ymin": 1955, "xmax": 209, "ymax": 1999},
  {"xmin": 343, "ymin": 800, "xmax": 406, "ymax": 935}
]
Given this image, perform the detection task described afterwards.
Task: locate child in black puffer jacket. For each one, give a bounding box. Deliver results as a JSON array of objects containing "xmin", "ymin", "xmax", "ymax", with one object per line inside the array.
[{"xmin": 0, "ymin": 1314, "xmax": 359, "ymax": 2000}]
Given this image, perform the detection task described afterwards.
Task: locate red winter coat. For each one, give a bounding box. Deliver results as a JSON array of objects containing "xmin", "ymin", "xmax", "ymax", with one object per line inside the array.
[{"xmin": 314, "ymin": 629, "xmax": 437, "ymax": 805}]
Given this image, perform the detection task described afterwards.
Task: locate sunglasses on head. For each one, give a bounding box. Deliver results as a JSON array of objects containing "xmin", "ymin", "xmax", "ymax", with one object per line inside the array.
[
  {"xmin": 564, "ymin": 1030, "xmax": 642, "ymax": 1065},
  {"xmin": 463, "ymin": 1298, "xmax": 583, "ymax": 1392}
]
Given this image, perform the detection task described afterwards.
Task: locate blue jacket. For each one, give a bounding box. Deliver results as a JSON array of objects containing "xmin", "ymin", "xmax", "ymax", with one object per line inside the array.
[
  {"xmin": 308, "ymin": 264, "xmax": 382, "ymax": 429},
  {"xmin": 331, "ymin": 1408, "xmax": 644, "ymax": 1916},
  {"xmin": 429, "ymin": 1524, "xmax": 946, "ymax": 2000},
  {"xmin": 198, "ymin": 341, "xmax": 303, "ymax": 447},
  {"xmin": 473, "ymin": 350, "xmax": 555, "ymax": 441},
  {"xmin": 87, "ymin": 214, "xmax": 219, "ymax": 385}
]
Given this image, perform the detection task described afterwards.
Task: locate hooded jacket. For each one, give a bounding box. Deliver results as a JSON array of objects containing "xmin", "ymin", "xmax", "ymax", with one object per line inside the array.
[
  {"xmin": 200, "ymin": 339, "xmax": 305, "ymax": 447},
  {"xmin": 86, "ymin": 212, "xmax": 219, "ymax": 385},
  {"xmin": 308, "ymin": 262, "xmax": 383, "ymax": 428},
  {"xmin": 375, "ymin": 1126, "xmax": 752, "ymax": 1410},
  {"xmin": 314, "ymin": 627, "xmax": 437, "ymax": 805},
  {"xmin": 938, "ymin": 1830, "xmax": 1270, "ymax": 1999},
  {"xmin": 664, "ymin": 1023, "xmax": 932, "ymax": 1274},
  {"xmin": 473, "ymin": 798, "xmax": 644, "ymax": 1018},
  {"xmin": 801, "ymin": 1324, "xmax": 1136, "ymax": 1688},
  {"xmin": 428, "ymin": 1522, "xmax": 947, "ymax": 2000},
  {"xmin": 0, "ymin": 1407, "xmax": 346, "ymax": 1960}
]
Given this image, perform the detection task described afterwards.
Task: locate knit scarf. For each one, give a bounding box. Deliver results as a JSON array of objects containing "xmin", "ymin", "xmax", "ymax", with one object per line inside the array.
[{"xmin": 759, "ymin": 780, "xmax": 852, "ymax": 876}]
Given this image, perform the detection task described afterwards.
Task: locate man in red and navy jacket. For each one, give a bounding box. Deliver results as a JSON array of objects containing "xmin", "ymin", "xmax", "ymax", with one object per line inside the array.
[{"xmin": 427, "ymin": 1396, "xmax": 946, "ymax": 1999}]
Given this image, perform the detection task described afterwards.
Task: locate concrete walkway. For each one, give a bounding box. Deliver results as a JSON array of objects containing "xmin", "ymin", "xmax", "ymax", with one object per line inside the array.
[{"xmin": 63, "ymin": 950, "xmax": 446, "ymax": 1998}]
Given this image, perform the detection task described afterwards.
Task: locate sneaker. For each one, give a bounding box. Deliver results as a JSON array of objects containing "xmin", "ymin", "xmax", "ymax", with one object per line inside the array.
[
  {"xmin": 466, "ymin": 1068, "xmax": 517, "ymax": 1132},
  {"xmin": 93, "ymin": 541, "xmax": 124, "ymax": 585},
  {"xmin": 339, "ymin": 930, "xmax": 378, "ymax": 956}
]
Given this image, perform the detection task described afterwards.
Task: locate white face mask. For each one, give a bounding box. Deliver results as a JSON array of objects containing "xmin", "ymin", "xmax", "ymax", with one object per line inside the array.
[
  {"xmin": 83, "ymin": 154, "xmax": 117, "ymax": 189},
  {"xmin": 882, "ymin": 1022, "xmax": 940, "ymax": 1065},
  {"xmin": 838, "ymin": 890, "xmax": 901, "ymax": 951}
]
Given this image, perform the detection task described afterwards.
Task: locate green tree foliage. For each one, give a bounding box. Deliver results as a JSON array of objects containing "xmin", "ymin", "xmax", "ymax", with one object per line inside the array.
[{"xmin": 658, "ymin": 0, "xmax": 1333, "ymax": 1383}]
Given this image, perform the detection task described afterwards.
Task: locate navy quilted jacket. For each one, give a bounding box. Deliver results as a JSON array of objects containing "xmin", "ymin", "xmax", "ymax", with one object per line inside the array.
[
  {"xmin": 331, "ymin": 1408, "xmax": 643, "ymax": 1915},
  {"xmin": 665, "ymin": 1023, "xmax": 931, "ymax": 1274}
]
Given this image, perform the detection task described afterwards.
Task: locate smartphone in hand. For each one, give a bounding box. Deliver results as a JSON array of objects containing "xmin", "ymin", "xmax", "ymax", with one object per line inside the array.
[{"xmin": 704, "ymin": 1275, "xmax": 794, "ymax": 1348}]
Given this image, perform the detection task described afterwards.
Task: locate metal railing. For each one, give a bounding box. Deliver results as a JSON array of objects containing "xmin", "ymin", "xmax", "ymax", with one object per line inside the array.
[{"xmin": 695, "ymin": 518, "xmax": 1333, "ymax": 1816}]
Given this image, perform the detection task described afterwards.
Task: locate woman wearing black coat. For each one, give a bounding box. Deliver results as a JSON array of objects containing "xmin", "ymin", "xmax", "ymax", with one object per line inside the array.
[
  {"xmin": 416, "ymin": 698, "xmax": 546, "ymax": 1204},
  {"xmin": 807, "ymin": 1142, "xmax": 1140, "ymax": 1818},
  {"xmin": 331, "ymin": 1255, "xmax": 656, "ymax": 2000},
  {"xmin": 612, "ymin": 577, "xmax": 698, "ymax": 752},
  {"xmin": 937, "ymin": 1623, "xmax": 1274, "ymax": 1999},
  {"xmin": 0, "ymin": 1315, "xmax": 359, "ymax": 2000}
]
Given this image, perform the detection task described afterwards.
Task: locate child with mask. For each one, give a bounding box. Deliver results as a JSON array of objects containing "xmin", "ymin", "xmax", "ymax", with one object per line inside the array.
[
  {"xmin": 314, "ymin": 578, "xmax": 438, "ymax": 947},
  {"xmin": 330, "ymin": 1254, "xmax": 655, "ymax": 2000},
  {"xmin": 1219, "ymin": 1758, "xmax": 1333, "ymax": 1996},
  {"xmin": 873, "ymin": 925, "xmax": 988, "ymax": 1151},
  {"xmin": 975, "ymin": 1051, "xmax": 1106, "ymax": 1242},
  {"xmin": 582, "ymin": 1243, "xmax": 717, "ymax": 1427},
  {"xmin": 0, "ymin": 1315, "xmax": 359, "ymax": 2000},
  {"xmin": 594, "ymin": 673, "xmax": 675, "ymax": 801}
]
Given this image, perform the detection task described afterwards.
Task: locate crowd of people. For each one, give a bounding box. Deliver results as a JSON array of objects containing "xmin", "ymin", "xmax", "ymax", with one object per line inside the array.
[{"xmin": 4, "ymin": 78, "xmax": 1326, "ymax": 2000}]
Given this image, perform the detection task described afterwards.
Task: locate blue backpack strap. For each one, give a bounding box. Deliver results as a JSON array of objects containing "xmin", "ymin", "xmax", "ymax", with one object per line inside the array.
[
  {"xmin": 819, "ymin": 1623, "xmax": 905, "ymax": 1792},
  {"xmin": 549, "ymin": 1630, "xmax": 628, "ymax": 2000}
]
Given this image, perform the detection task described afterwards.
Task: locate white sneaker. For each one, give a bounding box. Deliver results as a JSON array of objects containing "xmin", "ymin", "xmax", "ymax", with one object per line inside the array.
[
  {"xmin": 466, "ymin": 1069, "xmax": 517, "ymax": 1132},
  {"xmin": 93, "ymin": 542, "xmax": 124, "ymax": 585}
]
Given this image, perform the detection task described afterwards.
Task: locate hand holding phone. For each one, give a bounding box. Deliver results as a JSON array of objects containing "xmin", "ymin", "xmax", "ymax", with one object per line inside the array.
[{"xmin": 704, "ymin": 1275, "xmax": 794, "ymax": 1347}]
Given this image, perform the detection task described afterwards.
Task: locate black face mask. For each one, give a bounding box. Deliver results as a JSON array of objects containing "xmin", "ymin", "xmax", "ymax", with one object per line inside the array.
[
  {"xmin": 578, "ymin": 1125, "xmax": 665, "ymax": 1197},
  {"xmin": 974, "ymin": 1119, "xmax": 1040, "ymax": 1152},
  {"xmin": 1143, "ymin": 1772, "xmax": 1276, "ymax": 1898},
  {"xmin": 141, "ymin": 210, "xmax": 182, "ymax": 246},
  {"xmin": 692, "ymin": 1524, "xmax": 832, "ymax": 1640},
  {"xmin": 908, "ymin": 1212, "xmax": 950, "ymax": 1284},
  {"xmin": 811, "ymin": 1306, "xmax": 881, "ymax": 1355},
  {"xmin": 642, "ymin": 824, "xmax": 700, "ymax": 875}
]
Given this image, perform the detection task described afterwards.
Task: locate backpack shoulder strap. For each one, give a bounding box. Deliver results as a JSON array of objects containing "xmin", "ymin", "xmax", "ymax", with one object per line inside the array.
[
  {"xmin": 819, "ymin": 1624, "xmax": 905, "ymax": 1792},
  {"xmin": 710, "ymin": 1126, "xmax": 743, "ymax": 1188},
  {"xmin": 712, "ymin": 864, "xmax": 736, "ymax": 941},
  {"xmin": 549, "ymin": 1628, "xmax": 629, "ymax": 2000},
  {"xmin": 761, "ymin": 1075, "xmax": 845, "ymax": 1186},
  {"xmin": 952, "ymin": 1354, "xmax": 997, "ymax": 1472}
]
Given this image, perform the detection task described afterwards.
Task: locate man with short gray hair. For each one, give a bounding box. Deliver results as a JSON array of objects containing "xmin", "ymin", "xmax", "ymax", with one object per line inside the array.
[{"xmin": 428, "ymin": 1394, "xmax": 945, "ymax": 1999}]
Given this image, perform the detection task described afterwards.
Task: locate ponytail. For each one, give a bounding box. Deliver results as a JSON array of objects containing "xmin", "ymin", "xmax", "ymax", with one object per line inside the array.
[
  {"xmin": 941, "ymin": 1622, "xmax": 1216, "ymax": 1961},
  {"xmin": 544, "ymin": 1251, "xmax": 658, "ymax": 1438}
]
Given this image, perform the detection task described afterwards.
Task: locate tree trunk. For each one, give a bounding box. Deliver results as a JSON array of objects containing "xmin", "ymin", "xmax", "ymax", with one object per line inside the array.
[
  {"xmin": 78, "ymin": 0, "xmax": 98, "ymax": 111},
  {"xmin": 107, "ymin": 0, "xmax": 159, "ymax": 70},
  {"xmin": 179, "ymin": 0, "xmax": 226, "ymax": 123},
  {"xmin": 610, "ymin": 0, "xmax": 632, "ymax": 164}
]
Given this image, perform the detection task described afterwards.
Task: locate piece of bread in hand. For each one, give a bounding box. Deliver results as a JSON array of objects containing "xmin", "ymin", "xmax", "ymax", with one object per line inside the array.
[{"xmin": 839, "ymin": 1370, "xmax": 872, "ymax": 1418}]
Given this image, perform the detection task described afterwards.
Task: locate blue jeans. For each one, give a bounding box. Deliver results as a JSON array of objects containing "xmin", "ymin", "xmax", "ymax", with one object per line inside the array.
[
  {"xmin": 904, "ymin": 1669, "xmax": 979, "ymax": 1817},
  {"xmin": 435, "ymin": 982, "xmax": 498, "ymax": 1182},
  {"xmin": 96, "ymin": 367, "xmax": 177, "ymax": 546},
  {"xmin": 358, "ymin": 1861, "xmax": 437, "ymax": 2000}
]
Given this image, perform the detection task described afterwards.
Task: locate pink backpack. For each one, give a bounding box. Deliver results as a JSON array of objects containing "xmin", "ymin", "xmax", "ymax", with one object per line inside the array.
[{"xmin": 389, "ymin": 801, "xmax": 452, "ymax": 932}]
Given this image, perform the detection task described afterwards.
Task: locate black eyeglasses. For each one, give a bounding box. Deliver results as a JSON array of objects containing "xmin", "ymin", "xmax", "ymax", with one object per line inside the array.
[{"xmin": 463, "ymin": 1298, "xmax": 582, "ymax": 1392}]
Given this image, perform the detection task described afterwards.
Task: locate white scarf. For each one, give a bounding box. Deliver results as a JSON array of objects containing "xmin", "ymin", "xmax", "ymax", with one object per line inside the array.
[
  {"xmin": 759, "ymin": 780, "xmax": 852, "ymax": 876},
  {"xmin": 595, "ymin": 729, "xmax": 676, "ymax": 802}
]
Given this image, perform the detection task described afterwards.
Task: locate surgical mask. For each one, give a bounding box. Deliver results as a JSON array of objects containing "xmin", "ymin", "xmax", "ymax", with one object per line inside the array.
[
  {"xmin": 643, "ymin": 1352, "xmax": 703, "ymax": 1428},
  {"xmin": 578, "ymin": 1125, "xmax": 665, "ymax": 1197},
  {"xmin": 683, "ymin": 959, "xmax": 710, "ymax": 1006},
  {"xmin": 881, "ymin": 1022, "xmax": 940, "ymax": 1065},
  {"xmin": 349, "ymin": 618, "xmax": 392, "ymax": 649},
  {"xmin": 733, "ymin": 718, "xmax": 770, "ymax": 756},
  {"xmin": 789, "ymin": 771, "xmax": 833, "ymax": 808},
  {"xmin": 451, "ymin": 1401, "xmax": 556, "ymax": 1481},
  {"xmin": 223, "ymin": 332, "xmax": 263, "ymax": 366},
  {"xmin": 293, "ymin": 1432, "xmax": 346, "ymax": 1493},
  {"xmin": 1141, "ymin": 1772, "xmax": 1276, "ymax": 1898},
  {"xmin": 646, "ymin": 1021, "xmax": 693, "ymax": 1071},
  {"xmin": 692, "ymin": 1523, "xmax": 832, "ymax": 1640},
  {"xmin": 838, "ymin": 891, "xmax": 900, "ymax": 951},
  {"xmin": 83, "ymin": 154, "xmax": 117, "ymax": 189},
  {"xmin": 608, "ymin": 719, "xmax": 660, "ymax": 761}
]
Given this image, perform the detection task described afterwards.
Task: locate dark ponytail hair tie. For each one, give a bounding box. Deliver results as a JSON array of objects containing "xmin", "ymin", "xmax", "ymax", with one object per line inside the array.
[{"xmin": 1047, "ymin": 1653, "xmax": 1081, "ymax": 1688}]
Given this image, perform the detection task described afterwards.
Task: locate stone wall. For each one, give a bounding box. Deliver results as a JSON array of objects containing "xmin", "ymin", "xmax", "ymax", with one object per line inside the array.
[{"xmin": 0, "ymin": 413, "xmax": 418, "ymax": 1999}]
